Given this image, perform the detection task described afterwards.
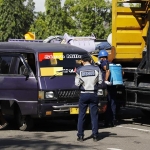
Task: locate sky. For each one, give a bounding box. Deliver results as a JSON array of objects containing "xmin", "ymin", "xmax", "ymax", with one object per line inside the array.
[
  {"xmin": 34, "ymin": 0, "xmax": 65, "ymax": 12},
  {"xmin": 33, "ymin": 0, "xmax": 129, "ymax": 12},
  {"xmin": 33, "ymin": 0, "xmax": 45, "ymax": 12}
]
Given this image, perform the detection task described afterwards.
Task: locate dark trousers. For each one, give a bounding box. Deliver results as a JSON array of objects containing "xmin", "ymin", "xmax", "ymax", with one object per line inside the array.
[
  {"xmin": 105, "ymin": 86, "xmax": 117, "ymax": 123},
  {"xmin": 77, "ymin": 93, "xmax": 99, "ymax": 137}
]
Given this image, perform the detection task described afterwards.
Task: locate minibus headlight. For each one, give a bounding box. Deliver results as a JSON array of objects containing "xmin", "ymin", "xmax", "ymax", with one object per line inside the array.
[
  {"xmin": 97, "ymin": 89, "xmax": 103, "ymax": 96},
  {"xmin": 45, "ymin": 91, "xmax": 54, "ymax": 99}
]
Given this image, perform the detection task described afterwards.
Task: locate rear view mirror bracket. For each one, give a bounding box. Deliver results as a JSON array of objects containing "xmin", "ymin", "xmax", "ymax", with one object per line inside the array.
[
  {"xmin": 19, "ymin": 55, "xmax": 31, "ymax": 80},
  {"xmin": 22, "ymin": 68, "xmax": 30, "ymax": 79}
]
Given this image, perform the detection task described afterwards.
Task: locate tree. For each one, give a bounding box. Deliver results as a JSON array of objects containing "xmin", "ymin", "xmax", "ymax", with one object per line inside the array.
[
  {"xmin": 45, "ymin": 0, "xmax": 63, "ymax": 36},
  {"xmin": 61, "ymin": 0, "xmax": 79, "ymax": 36},
  {"xmin": 30, "ymin": 12, "xmax": 48, "ymax": 39},
  {"xmin": 62, "ymin": 0, "xmax": 112, "ymax": 39},
  {"xmin": 0, "ymin": 0, "xmax": 3, "ymax": 5},
  {"xmin": 117, "ymin": 2, "xmax": 124, "ymax": 7},
  {"xmin": 24, "ymin": 0, "xmax": 35, "ymax": 32},
  {"xmin": 0, "ymin": 0, "xmax": 35, "ymax": 41},
  {"xmin": 129, "ymin": 3, "xmax": 141, "ymax": 7}
]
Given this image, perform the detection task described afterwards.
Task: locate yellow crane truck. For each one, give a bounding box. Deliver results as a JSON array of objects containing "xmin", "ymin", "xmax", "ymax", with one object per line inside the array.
[{"xmin": 94, "ymin": 0, "xmax": 150, "ymax": 115}]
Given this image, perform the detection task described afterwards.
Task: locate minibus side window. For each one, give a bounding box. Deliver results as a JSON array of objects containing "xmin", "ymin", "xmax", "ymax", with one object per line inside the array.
[
  {"xmin": 0, "ymin": 56, "xmax": 12, "ymax": 74},
  {"xmin": 0, "ymin": 54, "xmax": 36, "ymax": 76},
  {"xmin": 38, "ymin": 52, "xmax": 88, "ymax": 76},
  {"xmin": 19, "ymin": 53, "xmax": 36, "ymax": 76}
]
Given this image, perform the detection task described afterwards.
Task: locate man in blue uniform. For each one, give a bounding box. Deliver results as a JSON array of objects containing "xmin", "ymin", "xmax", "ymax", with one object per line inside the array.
[
  {"xmin": 75, "ymin": 54, "xmax": 102, "ymax": 142},
  {"xmin": 98, "ymin": 50, "xmax": 117, "ymax": 127}
]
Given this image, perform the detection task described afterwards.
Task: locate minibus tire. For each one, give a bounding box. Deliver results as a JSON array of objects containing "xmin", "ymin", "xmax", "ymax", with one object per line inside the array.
[{"xmin": 15, "ymin": 109, "xmax": 34, "ymax": 131}]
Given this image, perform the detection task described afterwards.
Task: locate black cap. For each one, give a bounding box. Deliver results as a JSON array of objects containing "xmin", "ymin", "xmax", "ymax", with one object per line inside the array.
[{"xmin": 81, "ymin": 54, "xmax": 91, "ymax": 60}]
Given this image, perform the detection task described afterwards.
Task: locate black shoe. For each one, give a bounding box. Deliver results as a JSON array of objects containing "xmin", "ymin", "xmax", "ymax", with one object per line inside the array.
[
  {"xmin": 110, "ymin": 121, "xmax": 116, "ymax": 127},
  {"xmin": 93, "ymin": 135, "xmax": 98, "ymax": 142},
  {"xmin": 77, "ymin": 136, "xmax": 84, "ymax": 142}
]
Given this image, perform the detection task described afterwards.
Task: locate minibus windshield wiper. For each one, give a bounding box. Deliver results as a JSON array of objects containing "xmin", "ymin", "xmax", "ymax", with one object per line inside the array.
[{"xmin": 49, "ymin": 70, "xmax": 63, "ymax": 79}]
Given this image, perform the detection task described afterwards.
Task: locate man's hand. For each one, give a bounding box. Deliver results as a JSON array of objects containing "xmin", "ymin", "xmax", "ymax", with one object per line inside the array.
[
  {"xmin": 96, "ymin": 61, "xmax": 101, "ymax": 65},
  {"xmin": 104, "ymin": 81, "xmax": 112, "ymax": 85}
]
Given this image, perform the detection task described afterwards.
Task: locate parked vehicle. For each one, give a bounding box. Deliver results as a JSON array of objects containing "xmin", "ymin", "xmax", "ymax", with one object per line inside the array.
[
  {"xmin": 43, "ymin": 35, "xmax": 63, "ymax": 43},
  {"xmin": 111, "ymin": 0, "xmax": 150, "ymax": 114},
  {"xmin": 0, "ymin": 42, "xmax": 107, "ymax": 131},
  {"xmin": 95, "ymin": 0, "xmax": 150, "ymax": 115},
  {"xmin": 8, "ymin": 39, "xmax": 43, "ymax": 43},
  {"xmin": 61, "ymin": 33, "xmax": 96, "ymax": 53}
]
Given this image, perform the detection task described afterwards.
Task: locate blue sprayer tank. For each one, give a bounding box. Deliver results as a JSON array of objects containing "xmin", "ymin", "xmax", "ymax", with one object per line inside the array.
[{"xmin": 109, "ymin": 64, "xmax": 123, "ymax": 85}]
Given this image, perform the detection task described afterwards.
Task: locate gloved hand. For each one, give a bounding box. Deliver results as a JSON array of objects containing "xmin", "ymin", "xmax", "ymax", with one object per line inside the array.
[
  {"xmin": 97, "ymin": 61, "xmax": 101, "ymax": 65},
  {"xmin": 104, "ymin": 81, "xmax": 112, "ymax": 85}
]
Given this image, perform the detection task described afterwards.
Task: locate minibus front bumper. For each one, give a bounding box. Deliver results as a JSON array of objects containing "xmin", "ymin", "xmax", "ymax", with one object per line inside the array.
[{"xmin": 38, "ymin": 100, "xmax": 107, "ymax": 118}]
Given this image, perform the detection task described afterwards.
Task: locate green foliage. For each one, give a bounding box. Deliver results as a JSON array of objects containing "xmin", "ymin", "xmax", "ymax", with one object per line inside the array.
[
  {"xmin": 129, "ymin": 3, "xmax": 141, "ymax": 7},
  {"xmin": 45, "ymin": 0, "xmax": 63, "ymax": 35},
  {"xmin": 61, "ymin": 0, "xmax": 79, "ymax": 36},
  {"xmin": 0, "ymin": 0, "xmax": 112, "ymax": 40},
  {"xmin": 0, "ymin": 0, "xmax": 35, "ymax": 41},
  {"xmin": 62, "ymin": 0, "xmax": 112, "ymax": 39},
  {"xmin": 30, "ymin": 12, "xmax": 48, "ymax": 39},
  {"xmin": 0, "ymin": 0, "xmax": 3, "ymax": 5},
  {"xmin": 117, "ymin": 2, "xmax": 124, "ymax": 7}
]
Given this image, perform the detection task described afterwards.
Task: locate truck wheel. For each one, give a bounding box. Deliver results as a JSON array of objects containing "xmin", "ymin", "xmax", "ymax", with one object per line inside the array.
[{"xmin": 15, "ymin": 109, "xmax": 34, "ymax": 131}]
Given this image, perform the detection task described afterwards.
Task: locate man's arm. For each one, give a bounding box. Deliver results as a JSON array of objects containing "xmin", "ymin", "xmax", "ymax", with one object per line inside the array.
[
  {"xmin": 102, "ymin": 61, "xmax": 111, "ymax": 85},
  {"xmin": 75, "ymin": 73, "xmax": 80, "ymax": 87},
  {"xmin": 75, "ymin": 72, "xmax": 84, "ymax": 87},
  {"xmin": 102, "ymin": 62, "xmax": 110, "ymax": 81},
  {"xmin": 105, "ymin": 70, "xmax": 110, "ymax": 81}
]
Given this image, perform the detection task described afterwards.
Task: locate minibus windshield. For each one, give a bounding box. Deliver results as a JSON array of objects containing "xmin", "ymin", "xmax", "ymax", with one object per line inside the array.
[{"xmin": 38, "ymin": 52, "xmax": 87, "ymax": 76}]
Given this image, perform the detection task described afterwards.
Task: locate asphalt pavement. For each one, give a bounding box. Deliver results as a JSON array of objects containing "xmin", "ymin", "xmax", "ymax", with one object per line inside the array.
[{"xmin": 0, "ymin": 107, "xmax": 150, "ymax": 150}]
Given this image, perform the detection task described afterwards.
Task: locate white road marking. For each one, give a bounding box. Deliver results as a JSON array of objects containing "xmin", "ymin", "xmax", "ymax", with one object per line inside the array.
[
  {"xmin": 117, "ymin": 125, "xmax": 150, "ymax": 133},
  {"xmin": 107, "ymin": 148, "xmax": 122, "ymax": 150}
]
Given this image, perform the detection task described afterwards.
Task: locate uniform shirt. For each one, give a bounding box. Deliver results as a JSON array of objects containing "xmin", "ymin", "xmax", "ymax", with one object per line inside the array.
[
  {"xmin": 75, "ymin": 64, "xmax": 102, "ymax": 93},
  {"xmin": 99, "ymin": 60, "xmax": 109, "ymax": 81}
]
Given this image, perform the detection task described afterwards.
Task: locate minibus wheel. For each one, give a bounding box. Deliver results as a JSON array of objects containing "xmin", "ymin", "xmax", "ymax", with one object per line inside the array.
[{"xmin": 15, "ymin": 108, "xmax": 34, "ymax": 131}]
